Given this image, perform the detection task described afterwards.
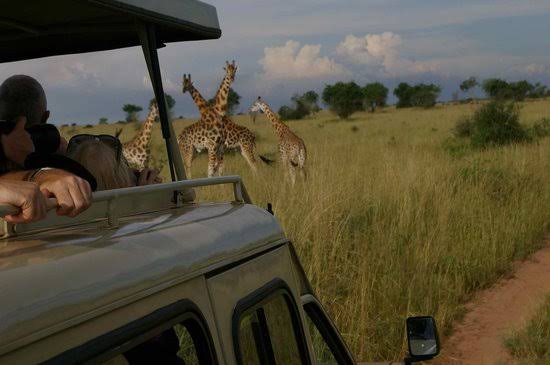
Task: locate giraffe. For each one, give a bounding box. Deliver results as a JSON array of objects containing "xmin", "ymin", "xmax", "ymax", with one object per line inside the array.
[
  {"xmin": 122, "ymin": 102, "xmax": 159, "ymax": 170},
  {"xmin": 250, "ymin": 97, "xmax": 307, "ymax": 185},
  {"xmin": 178, "ymin": 61, "xmax": 236, "ymax": 177},
  {"xmin": 182, "ymin": 72, "xmax": 259, "ymax": 173}
]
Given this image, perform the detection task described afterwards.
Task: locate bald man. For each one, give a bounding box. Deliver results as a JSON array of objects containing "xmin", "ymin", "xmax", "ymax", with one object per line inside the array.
[
  {"xmin": 0, "ymin": 75, "xmax": 91, "ymax": 219},
  {"xmin": 0, "ymin": 74, "xmax": 50, "ymax": 126}
]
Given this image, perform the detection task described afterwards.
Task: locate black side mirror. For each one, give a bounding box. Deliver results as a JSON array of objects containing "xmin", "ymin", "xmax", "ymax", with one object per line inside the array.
[{"xmin": 405, "ymin": 316, "xmax": 440, "ymax": 364}]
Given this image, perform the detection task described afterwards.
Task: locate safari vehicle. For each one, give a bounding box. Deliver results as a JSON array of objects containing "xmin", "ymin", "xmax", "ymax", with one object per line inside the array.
[{"xmin": 0, "ymin": 1, "xmax": 440, "ymax": 364}]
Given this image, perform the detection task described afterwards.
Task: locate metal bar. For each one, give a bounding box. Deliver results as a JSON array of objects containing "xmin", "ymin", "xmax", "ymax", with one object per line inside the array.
[
  {"xmin": 0, "ymin": 176, "xmax": 252, "ymax": 219},
  {"xmin": 0, "ymin": 18, "xmax": 41, "ymax": 34},
  {"xmin": 137, "ymin": 22, "xmax": 187, "ymax": 182}
]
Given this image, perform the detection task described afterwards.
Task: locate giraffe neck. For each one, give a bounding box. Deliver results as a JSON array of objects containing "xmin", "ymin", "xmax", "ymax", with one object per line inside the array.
[
  {"xmin": 133, "ymin": 113, "xmax": 155, "ymax": 148},
  {"xmin": 212, "ymin": 72, "xmax": 233, "ymax": 117},
  {"xmin": 188, "ymin": 84, "xmax": 209, "ymax": 119},
  {"xmin": 261, "ymin": 103, "xmax": 287, "ymax": 139}
]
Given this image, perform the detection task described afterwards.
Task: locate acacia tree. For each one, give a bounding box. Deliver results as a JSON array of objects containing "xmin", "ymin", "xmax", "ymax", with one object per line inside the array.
[
  {"xmin": 277, "ymin": 91, "xmax": 321, "ymax": 121},
  {"xmin": 460, "ymin": 76, "xmax": 479, "ymax": 99},
  {"xmin": 302, "ymin": 90, "xmax": 321, "ymax": 114},
  {"xmin": 322, "ymin": 82, "xmax": 363, "ymax": 119},
  {"xmin": 149, "ymin": 93, "xmax": 176, "ymax": 110},
  {"xmin": 394, "ymin": 83, "xmax": 441, "ymax": 108},
  {"xmin": 122, "ymin": 104, "xmax": 143, "ymax": 123},
  {"xmin": 208, "ymin": 88, "xmax": 241, "ymax": 115},
  {"xmin": 149, "ymin": 93, "xmax": 176, "ymax": 119},
  {"xmin": 393, "ymin": 82, "xmax": 414, "ymax": 108},
  {"xmin": 363, "ymin": 82, "xmax": 388, "ymax": 112},
  {"xmin": 482, "ymin": 79, "xmax": 534, "ymax": 101},
  {"xmin": 410, "ymin": 83, "xmax": 441, "ymax": 108}
]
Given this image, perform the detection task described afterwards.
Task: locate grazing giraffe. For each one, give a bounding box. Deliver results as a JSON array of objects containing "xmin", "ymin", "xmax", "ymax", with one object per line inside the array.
[
  {"xmin": 250, "ymin": 97, "xmax": 307, "ymax": 184},
  {"xmin": 178, "ymin": 61, "xmax": 236, "ymax": 177},
  {"xmin": 182, "ymin": 74, "xmax": 259, "ymax": 173},
  {"xmin": 122, "ymin": 102, "xmax": 158, "ymax": 170}
]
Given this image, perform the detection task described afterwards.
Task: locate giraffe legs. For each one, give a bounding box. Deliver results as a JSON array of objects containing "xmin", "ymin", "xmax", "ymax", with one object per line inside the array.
[
  {"xmin": 207, "ymin": 148, "xmax": 218, "ymax": 177},
  {"xmin": 182, "ymin": 144, "xmax": 194, "ymax": 179},
  {"xmin": 300, "ymin": 167, "xmax": 307, "ymax": 180},
  {"xmin": 240, "ymin": 144, "xmax": 258, "ymax": 173},
  {"xmin": 288, "ymin": 163, "xmax": 297, "ymax": 186},
  {"xmin": 216, "ymin": 159, "xmax": 225, "ymax": 176}
]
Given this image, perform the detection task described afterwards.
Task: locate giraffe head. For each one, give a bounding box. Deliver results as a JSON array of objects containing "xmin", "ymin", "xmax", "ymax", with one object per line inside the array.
[
  {"xmin": 148, "ymin": 102, "xmax": 160, "ymax": 121},
  {"xmin": 182, "ymin": 74, "xmax": 194, "ymax": 94},
  {"xmin": 250, "ymin": 96, "xmax": 266, "ymax": 113},
  {"xmin": 224, "ymin": 60, "xmax": 238, "ymax": 82}
]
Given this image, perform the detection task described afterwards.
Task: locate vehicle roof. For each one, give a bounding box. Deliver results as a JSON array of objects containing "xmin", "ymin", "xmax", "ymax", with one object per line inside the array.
[
  {"xmin": 0, "ymin": 202, "xmax": 286, "ymax": 355},
  {"xmin": 0, "ymin": 0, "xmax": 221, "ymax": 63}
]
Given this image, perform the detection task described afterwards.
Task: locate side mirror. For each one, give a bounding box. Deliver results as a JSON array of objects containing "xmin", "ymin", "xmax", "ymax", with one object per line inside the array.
[{"xmin": 405, "ymin": 316, "xmax": 440, "ymax": 364}]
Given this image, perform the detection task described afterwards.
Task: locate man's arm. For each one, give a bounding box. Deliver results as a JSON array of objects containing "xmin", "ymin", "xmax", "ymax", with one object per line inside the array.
[
  {"xmin": 0, "ymin": 180, "xmax": 54, "ymax": 223},
  {"xmin": 1, "ymin": 168, "xmax": 92, "ymax": 217}
]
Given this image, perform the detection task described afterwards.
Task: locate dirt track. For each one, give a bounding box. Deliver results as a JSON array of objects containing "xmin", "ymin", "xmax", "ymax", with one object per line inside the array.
[{"xmin": 435, "ymin": 236, "xmax": 550, "ymax": 365}]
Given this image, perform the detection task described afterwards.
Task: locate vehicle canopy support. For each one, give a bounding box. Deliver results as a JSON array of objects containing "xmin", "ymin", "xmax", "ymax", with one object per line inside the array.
[{"xmin": 138, "ymin": 22, "xmax": 186, "ymax": 182}]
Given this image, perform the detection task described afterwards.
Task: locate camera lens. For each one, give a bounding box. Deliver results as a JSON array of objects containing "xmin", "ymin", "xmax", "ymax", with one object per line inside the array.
[{"xmin": 26, "ymin": 124, "xmax": 61, "ymax": 155}]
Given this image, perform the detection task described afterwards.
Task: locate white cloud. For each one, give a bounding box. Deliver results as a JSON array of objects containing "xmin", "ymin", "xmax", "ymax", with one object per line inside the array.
[
  {"xmin": 336, "ymin": 32, "xmax": 439, "ymax": 77},
  {"xmin": 142, "ymin": 73, "xmax": 180, "ymax": 93},
  {"xmin": 259, "ymin": 40, "xmax": 347, "ymax": 80},
  {"xmin": 523, "ymin": 63, "xmax": 549, "ymax": 75}
]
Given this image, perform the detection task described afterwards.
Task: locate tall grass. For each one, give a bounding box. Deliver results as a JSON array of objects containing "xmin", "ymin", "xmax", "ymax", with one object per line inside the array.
[
  {"xmin": 61, "ymin": 99, "xmax": 550, "ymax": 361},
  {"xmin": 504, "ymin": 295, "xmax": 550, "ymax": 363}
]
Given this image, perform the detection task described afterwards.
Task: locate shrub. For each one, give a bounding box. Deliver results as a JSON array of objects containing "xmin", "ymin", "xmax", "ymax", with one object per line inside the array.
[
  {"xmin": 453, "ymin": 116, "xmax": 474, "ymax": 138},
  {"xmin": 530, "ymin": 117, "xmax": 550, "ymax": 138},
  {"xmin": 469, "ymin": 101, "xmax": 530, "ymax": 148},
  {"xmin": 98, "ymin": 117, "xmax": 108, "ymax": 125}
]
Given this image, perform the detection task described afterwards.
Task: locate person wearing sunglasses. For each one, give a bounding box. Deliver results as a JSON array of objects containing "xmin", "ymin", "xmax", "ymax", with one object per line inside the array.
[
  {"xmin": 67, "ymin": 134, "xmax": 162, "ymax": 191},
  {"xmin": 0, "ymin": 75, "xmax": 92, "ymax": 220}
]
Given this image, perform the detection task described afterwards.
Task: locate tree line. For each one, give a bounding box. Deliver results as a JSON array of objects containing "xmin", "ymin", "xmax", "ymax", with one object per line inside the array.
[
  {"xmin": 313, "ymin": 77, "xmax": 550, "ymax": 120},
  {"xmin": 112, "ymin": 77, "xmax": 548, "ymax": 124}
]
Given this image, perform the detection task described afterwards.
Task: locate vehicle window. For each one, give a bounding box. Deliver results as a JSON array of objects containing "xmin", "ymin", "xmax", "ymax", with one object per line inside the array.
[
  {"xmin": 235, "ymin": 287, "xmax": 308, "ymax": 365},
  {"xmin": 46, "ymin": 301, "xmax": 216, "ymax": 365},
  {"xmin": 115, "ymin": 317, "xmax": 211, "ymax": 365},
  {"xmin": 303, "ymin": 302, "xmax": 354, "ymax": 365},
  {"xmin": 263, "ymin": 295, "xmax": 302, "ymax": 365},
  {"xmin": 305, "ymin": 313, "xmax": 338, "ymax": 364},
  {"xmin": 238, "ymin": 312, "xmax": 264, "ymax": 365}
]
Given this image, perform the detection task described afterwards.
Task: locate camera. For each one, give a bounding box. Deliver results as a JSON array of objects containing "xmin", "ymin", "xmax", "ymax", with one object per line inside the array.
[{"xmin": 0, "ymin": 120, "xmax": 61, "ymax": 155}]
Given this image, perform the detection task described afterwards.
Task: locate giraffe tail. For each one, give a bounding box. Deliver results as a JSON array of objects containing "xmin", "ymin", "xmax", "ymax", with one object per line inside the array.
[{"xmin": 259, "ymin": 155, "xmax": 275, "ymax": 165}]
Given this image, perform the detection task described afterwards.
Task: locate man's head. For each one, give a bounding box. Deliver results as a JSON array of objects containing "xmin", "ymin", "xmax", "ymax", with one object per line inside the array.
[{"xmin": 0, "ymin": 75, "xmax": 49, "ymax": 126}]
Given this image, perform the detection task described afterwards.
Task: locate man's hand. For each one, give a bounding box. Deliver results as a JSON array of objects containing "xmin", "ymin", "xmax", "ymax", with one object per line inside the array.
[
  {"xmin": 34, "ymin": 169, "xmax": 92, "ymax": 217},
  {"xmin": 0, "ymin": 180, "xmax": 54, "ymax": 223},
  {"xmin": 136, "ymin": 168, "xmax": 162, "ymax": 186},
  {"xmin": 1, "ymin": 117, "xmax": 34, "ymax": 165}
]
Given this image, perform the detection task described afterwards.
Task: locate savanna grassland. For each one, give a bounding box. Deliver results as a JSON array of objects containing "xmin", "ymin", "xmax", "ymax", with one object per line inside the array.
[
  {"xmin": 60, "ymin": 99, "xmax": 550, "ymax": 361},
  {"xmin": 505, "ymin": 294, "xmax": 550, "ymax": 363}
]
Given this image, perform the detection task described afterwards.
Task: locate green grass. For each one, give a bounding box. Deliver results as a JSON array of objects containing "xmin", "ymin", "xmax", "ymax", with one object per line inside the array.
[
  {"xmin": 504, "ymin": 295, "xmax": 550, "ymax": 364},
  {"xmin": 60, "ymin": 98, "xmax": 550, "ymax": 361}
]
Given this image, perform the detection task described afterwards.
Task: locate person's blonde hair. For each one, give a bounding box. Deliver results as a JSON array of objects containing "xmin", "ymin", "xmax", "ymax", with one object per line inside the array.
[{"xmin": 67, "ymin": 139, "xmax": 134, "ymax": 191}]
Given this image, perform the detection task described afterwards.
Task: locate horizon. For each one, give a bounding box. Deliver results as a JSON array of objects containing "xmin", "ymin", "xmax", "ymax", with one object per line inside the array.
[{"xmin": 0, "ymin": 0, "xmax": 549, "ymax": 124}]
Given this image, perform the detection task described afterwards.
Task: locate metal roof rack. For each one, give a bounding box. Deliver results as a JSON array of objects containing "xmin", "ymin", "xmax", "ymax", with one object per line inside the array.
[{"xmin": 1, "ymin": 176, "xmax": 252, "ymax": 239}]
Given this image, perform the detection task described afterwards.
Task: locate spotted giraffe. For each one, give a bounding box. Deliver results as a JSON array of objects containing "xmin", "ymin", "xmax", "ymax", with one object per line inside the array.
[
  {"xmin": 182, "ymin": 73, "xmax": 259, "ymax": 173},
  {"xmin": 122, "ymin": 102, "xmax": 158, "ymax": 170},
  {"xmin": 178, "ymin": 61, "xmax": 236, "ymax": 177},
  {"xmin": 250, "ymin": 97, "xmax": 307, "ymax": 184}
]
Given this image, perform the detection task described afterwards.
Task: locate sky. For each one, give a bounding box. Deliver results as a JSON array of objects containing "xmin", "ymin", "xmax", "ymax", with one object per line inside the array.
[{"xmin": 1, "ymin": 0, "xmax": 549, "ymax": 124}]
